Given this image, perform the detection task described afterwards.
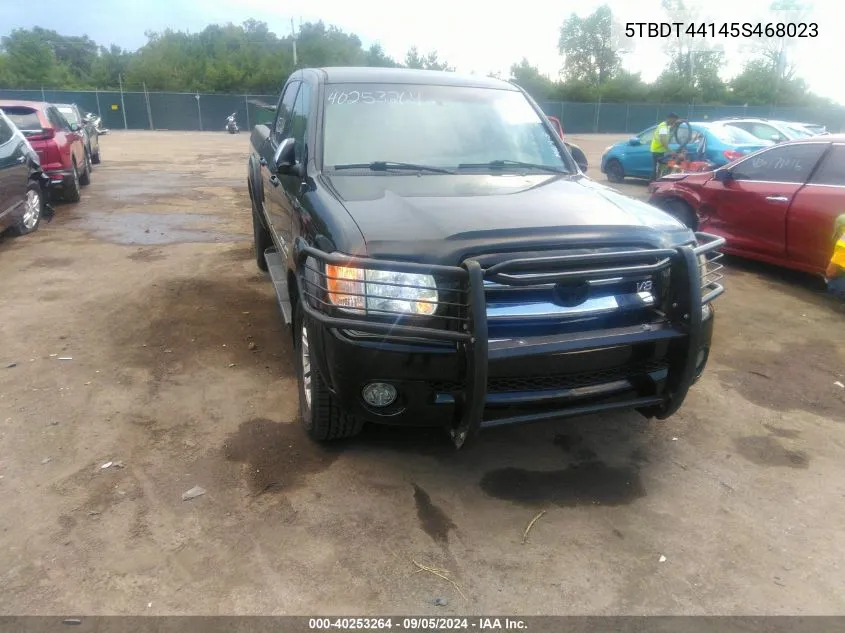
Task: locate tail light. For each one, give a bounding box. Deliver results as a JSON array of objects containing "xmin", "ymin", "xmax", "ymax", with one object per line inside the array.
[
  {"xmin": 28, "ymin": 127, "xmax": 56, "ymax": 141},
  {"xmin": 723, "ymin": 149, "xmax": 743, "ymax": 161}
]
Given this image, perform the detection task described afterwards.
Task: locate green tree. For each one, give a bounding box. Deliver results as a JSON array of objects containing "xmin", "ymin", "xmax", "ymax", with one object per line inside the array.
[
  {"xmin": 404, "ymin": 46, "xmax": 453, "ymax": 71},
  {"xmin": 509, "ymin": 58, "xmax": 555, "ymax": 100},
  {"xmin": 558, "ymin": 5, "xmax": 621, "ymax": 85}
]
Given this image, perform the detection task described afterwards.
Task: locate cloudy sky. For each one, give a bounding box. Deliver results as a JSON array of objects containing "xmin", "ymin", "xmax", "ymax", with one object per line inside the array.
[{"xmin": 4, "ymin": 0, "xmax": 841, "ymax": 103}]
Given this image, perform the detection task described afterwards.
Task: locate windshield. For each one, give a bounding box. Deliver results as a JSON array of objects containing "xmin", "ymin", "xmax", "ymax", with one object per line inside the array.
[
  {"xmin": 707, "ymin": 124, "xmax": 765, "ymax": 145},
  {"xmin": 57, "ymin": 106, "xmax": 79, "ymax": 125},
  {"xmin": 322, "ymin": 83, "xmax": 571, "ymax": 172}
]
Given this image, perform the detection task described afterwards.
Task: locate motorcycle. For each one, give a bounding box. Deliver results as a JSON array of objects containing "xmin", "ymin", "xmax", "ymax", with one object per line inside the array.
[{"xmin": 225, "ymin": 112, "xmax": 239, "ymax": 134}]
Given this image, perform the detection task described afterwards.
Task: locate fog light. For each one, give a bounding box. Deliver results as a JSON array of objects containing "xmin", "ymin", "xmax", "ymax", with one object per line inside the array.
[{"xmin": 362, "ymin": 382, "xmax": 397, "ymax": 407}]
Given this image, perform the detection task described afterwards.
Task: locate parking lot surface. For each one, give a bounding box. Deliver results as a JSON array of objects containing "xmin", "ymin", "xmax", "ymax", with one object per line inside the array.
[{"xmin": 1, "ymin": 132, "xmax": 844, "ymax": 615}]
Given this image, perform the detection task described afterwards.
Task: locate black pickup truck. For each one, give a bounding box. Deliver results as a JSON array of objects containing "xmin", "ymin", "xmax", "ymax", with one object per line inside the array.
[{"xmin": 247, "ymin": 67, "xmax": 725, "ymax": 449}]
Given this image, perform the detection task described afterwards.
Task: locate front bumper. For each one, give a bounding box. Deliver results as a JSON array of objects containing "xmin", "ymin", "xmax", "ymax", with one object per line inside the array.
[{"xmin": 295, "ymin": 233, "xmax": 725, "ymax": 448}]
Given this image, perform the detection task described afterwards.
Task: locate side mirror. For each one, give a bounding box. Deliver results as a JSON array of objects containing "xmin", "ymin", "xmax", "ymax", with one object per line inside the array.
[
  {"xmin": 273, "ymin": 137, "xmax": 297, "ymax": 174},
  {"xmin": 714, "ymin": 168, "xmax": 732, "ymax": 182},
  {"xmin": 628, "ymin": 136, "xmax": 641, "ymax": 146},
  {"xmin": 771, "ymin": 134, "xmax": 782, "ymax": 143},
  {"xmin": 69, "ymin": 123, "xmax": 80, "ymax": 132}
]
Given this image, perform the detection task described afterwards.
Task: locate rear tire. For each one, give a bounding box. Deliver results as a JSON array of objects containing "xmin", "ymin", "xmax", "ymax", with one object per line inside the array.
[
  {"xmin": 605, "ymin": 158, "xmax": 625, "ymax": 183},
  {"xmin": 294, "ymin": 302, "xmax": 364, "ymax": 442},
  {"xmin": 64, "ymin": 162, "xmax": 81, "ymax": 202},
  {"xmin": 92, "ymin": 148, "xmax": 101, "ymax": 164},
  {"xmin": 660, "ymin": 198, "xmax": 698, "ymax": 230},
  {"xmin": 7, "ymin": 183, "xmax": 44, "ymax": 236}
]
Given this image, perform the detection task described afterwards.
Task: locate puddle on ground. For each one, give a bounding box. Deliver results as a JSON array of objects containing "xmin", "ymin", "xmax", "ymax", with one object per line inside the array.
[
  {"xmin": 412, "ymin": 484, "xmax": 456, "ymax": 544},
  {"xmin": 224, "ymin": 419, "xmax": 342, "ymax": 495},
  {"xmin": 62, "ymin": 211, "xmax": 241, "ymax": 245},
  {"xmin": 480, "ymin": 461, "xmax": 646, "ymax": 507},
  {"xmin": 734, "ymin": 435, "xmax": 810, "ymax": 469}
]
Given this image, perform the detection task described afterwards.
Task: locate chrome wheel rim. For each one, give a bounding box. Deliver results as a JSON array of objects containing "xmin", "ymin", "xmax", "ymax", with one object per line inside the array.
[
  {"xmin": 301, "ymin": 323, "xmax": 312, "ymax": 410},
  {"xmin": 22, "ymin": 189, "xmax": 40, "ymax": 229}
]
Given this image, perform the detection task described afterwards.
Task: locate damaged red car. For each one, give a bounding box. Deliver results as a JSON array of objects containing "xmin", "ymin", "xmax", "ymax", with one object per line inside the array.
[{"xmin": 648, "ymin": 135, "xmax": 845, "ymax": 277}]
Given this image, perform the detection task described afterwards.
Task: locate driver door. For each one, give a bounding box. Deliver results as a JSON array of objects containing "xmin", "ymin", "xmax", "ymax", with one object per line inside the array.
[
  {"xmin": 701, "ymin": 143, "xmax": 827, "ymax": 257},
  {"xmin": 262, "ymin": 80, "xmax": 300, "ymax": 244},
  {"xmin": 628, "ymin": 126, "xmax": 656, "ymax": 178}
]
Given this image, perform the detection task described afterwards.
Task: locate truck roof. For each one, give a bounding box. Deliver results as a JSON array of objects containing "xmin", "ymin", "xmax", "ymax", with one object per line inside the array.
[{"xmin": 315, "ymin": 66, "xmax": 517, "ymax": 90}]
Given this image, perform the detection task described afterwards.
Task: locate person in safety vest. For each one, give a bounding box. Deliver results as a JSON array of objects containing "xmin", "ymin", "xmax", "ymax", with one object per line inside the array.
[
  {"xmin": 826, "ymin": 214, "xmax": 845, "ymax": 300},
  {"xmin": 650, "ymin": 112, "xmax": 679, "ymax": 182}
]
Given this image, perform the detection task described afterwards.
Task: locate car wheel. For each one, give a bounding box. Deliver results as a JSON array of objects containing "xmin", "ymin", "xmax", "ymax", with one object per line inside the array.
[
  {"xmin": 92, "ymin": 147, "xmax": 101, "ymax": 165},
  {"xmin": 7, "ymin": 183, "xmax": 44, "ymax": 236},
  {"xmin": 251, "ymin": 199, "xmax": 272, "ymax": 272},
  {"xmin": 294, "ymin": 302, "xmax": 364, "ymax": 442},
  {"xmin": 605, "ymin": 159, "xmax": 625, "ymax": 183},
  {"xmin": 64, "ymin": 162, "xmax": 81, "ymax": 202},
  {"xmin": 79, "ymin": 153, "xmax": 91, "ymax": 186},
  {"xmin": 661, "ymin": 198, "xmax": 698, "ymax": 230}
]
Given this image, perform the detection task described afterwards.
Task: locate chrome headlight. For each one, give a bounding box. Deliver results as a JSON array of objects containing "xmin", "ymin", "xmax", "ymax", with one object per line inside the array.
[{"xmin": 325, "ymin": 264, "xmax": 438, "ymax": 316}]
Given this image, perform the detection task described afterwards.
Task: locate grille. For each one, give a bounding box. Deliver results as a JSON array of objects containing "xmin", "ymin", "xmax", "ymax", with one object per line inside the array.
[{"xmin": 430, "ymin": 359, "xmax": 668, "ymax": 394}]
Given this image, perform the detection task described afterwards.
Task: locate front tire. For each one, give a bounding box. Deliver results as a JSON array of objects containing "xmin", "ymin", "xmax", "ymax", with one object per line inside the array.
[
  {"xmin": 605, "ymin": 158, "xmax": 625, "ymax": 183},
  {"xmin": 660, "ymin": 198, "xmax": 698, "ymax": 230},
  {"xmin": 79, "ymin": 153, "xmax": 91, "ymax": 186},
  {"xmin": 64, "ymin": 162, "xmax": 81, "ymax": 202},
  {"xmin": 92, "ymin": 147, "xmax": 101, "ymax": 164},
  {"xmin": 7, "ymin": 183, "xmax": 44, "ymax": 236},
  {"xmin": 294, "ymin": 302, "xmax": 364, "ymax": 442}
]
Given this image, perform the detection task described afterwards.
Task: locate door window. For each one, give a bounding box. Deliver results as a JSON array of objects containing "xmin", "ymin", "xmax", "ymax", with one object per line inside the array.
[
  {"xmin": 638, "ymin": 127, "xmax": 654, "ymax": 145},
  {"xmin": 0, "ymin": 116, "xmax": 13, "ymax": 145},
  {"xmin": 290, "ymin": 83, "xmax": 312, "ymax": 164},
  {"xmin": 751, "ymin": 123, "xmax": 787, "ymax": 143},
  {"xmin": 808, "ymin": 145, "xmax": 845, "ymax": 186},
  {"xmin": 273, "ymin": 81, "xmax": 300, "ymax": 143},
  {"xmin": 731, "ymin": 143, "xmax": 826, "ymax": 183}
]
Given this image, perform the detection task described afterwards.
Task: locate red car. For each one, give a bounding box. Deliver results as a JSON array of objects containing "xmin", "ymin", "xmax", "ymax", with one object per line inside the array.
[
  {"xmin": 648, "ymin": 135, "xmax": 845, "ymax": 277},
  {"xmin": 0, "ymin": 100, "xmax": 90, "ymax": 202}
]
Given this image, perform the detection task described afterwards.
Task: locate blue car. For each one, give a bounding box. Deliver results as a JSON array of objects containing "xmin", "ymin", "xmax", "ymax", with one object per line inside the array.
[{"xmin": 600, "ymin": 122, "xmax": 772, "ymax": 183}]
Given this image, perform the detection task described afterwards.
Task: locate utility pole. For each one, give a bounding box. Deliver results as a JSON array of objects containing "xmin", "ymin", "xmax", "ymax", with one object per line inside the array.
[
  {"xmin": 291, "ymin": 18, "xmax": 298, "ymax": 66},
  {"xmin": 118, "ymin": 73, "xmax": 128, "ymax": 130}
]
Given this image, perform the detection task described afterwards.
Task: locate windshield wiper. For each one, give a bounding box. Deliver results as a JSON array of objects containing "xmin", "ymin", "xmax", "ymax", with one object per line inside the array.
[
  {"xmin": 457, "ymin": 160, "xmax": 568, "ymax": 174},
  {"xmin": 333, "ymin": 161, "xmax": 455, "ymax": 174}
]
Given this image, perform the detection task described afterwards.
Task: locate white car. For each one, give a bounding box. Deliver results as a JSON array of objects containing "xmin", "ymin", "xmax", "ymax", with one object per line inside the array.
[{"xmin": 718, "ymin": 118, "xmax": 822, "ymax": 144}]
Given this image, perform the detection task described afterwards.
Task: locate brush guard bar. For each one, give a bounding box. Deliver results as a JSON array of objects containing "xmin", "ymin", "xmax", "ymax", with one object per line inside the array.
[{"xmin": 294, "ymin": 233, "xmax": 726, "ymax": 448}]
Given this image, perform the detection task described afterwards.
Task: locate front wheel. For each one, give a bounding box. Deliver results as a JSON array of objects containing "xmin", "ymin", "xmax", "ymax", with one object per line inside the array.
[
  {"xmin": 605, "ymin": 158, "xmax": 625, "ymax": 183},
  {"xmin": 660, "ymin": 198, "xmax": 698, "ymax": 230},
  {"xmin": 294, "ymin": 303, "xmax": 364, "ymax": 442},
  {"xmin": 79, "ymin": 153, "xmax": 91, "ymax": 186},
  {"xmin": 64, "ymin": 162, "xmax": 81, "ymax": 202}
]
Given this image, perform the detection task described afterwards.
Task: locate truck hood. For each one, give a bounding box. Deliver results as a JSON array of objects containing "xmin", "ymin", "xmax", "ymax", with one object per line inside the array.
[{"xmin": 322, "ymin": 173, "xmax": 692, "ymax": 262}]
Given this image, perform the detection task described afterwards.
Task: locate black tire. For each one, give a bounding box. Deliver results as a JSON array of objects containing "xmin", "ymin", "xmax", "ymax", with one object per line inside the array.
[
  {"xmin": 79, "ymin": 153, "xmax": 91, "ymax": 186},
  {"xmin": 605, "ymin": 158, "xmax": 625, "ymax": 183},
  {"xmin": 672, "ymin": 120, "xmax": 693, "ymax": 149},
  {"xmin": 7, "ymin": 182, "xmax": 44, "ymax": 236},
  {"xmin": 92, "ymin": 147, "xmax": 101, "ymax": 164},
  {"xmin": 294, "ymin": 302, "xmax": 364, "ymax": 442},
  {"xmin": 251, "ymin": 187, "xmax": 272, "ymax": 271},
  {"xmin": 660, "ymin": 198, "xmax": 698, "ymax": 230},
  {"xmin": 64, "ymin": 162, "xmax": 81, "ymax": 202}
]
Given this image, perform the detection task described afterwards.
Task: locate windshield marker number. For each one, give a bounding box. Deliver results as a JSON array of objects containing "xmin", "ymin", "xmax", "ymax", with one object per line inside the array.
[{"xmin": 327, "ymin": 90, "xmax": 423, "ymax": 105}]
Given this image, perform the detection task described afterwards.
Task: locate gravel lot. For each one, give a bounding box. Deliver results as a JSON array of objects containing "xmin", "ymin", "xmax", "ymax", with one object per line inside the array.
[{"xmin": 1, "ymin": 131, "xmax": 844, "ymax": 616}]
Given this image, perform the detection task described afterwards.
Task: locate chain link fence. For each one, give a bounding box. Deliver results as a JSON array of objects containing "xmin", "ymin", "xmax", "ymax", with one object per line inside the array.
[{"xmin": 1, "ymin": 88, "xmax": 842, "ymax": 134}]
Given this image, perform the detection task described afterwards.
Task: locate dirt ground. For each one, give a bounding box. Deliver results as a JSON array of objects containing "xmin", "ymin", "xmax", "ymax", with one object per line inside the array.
[{"xmin": 1, "ymin": 131, "xmax": 844, "ymax": 616}]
